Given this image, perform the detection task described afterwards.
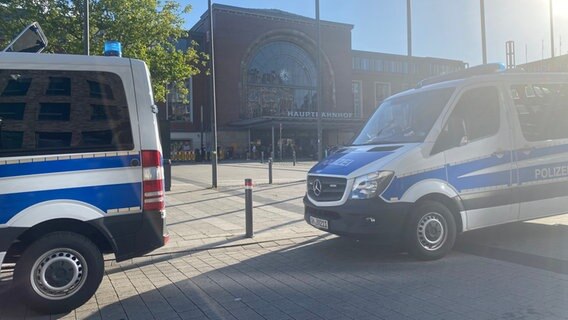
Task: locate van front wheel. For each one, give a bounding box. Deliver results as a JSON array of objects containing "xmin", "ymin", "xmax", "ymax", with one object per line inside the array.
[
  {"xmin": 406, "ymin": 201, "xmax": 456, "ymax": 260},
  {"xmin": 14, "ymin": 232, "xmax": 104, "ymax": 314}
]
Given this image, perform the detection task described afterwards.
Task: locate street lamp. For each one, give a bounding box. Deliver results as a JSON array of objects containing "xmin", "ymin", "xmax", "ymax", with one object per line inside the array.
[
  {"xmin": 83, "ymin": 0, "xmax": 89, "ymax": 55},
  {"xmin": 208, "ymin": 0, "xmax": 219, "ymax": 188},
  {"xmin": 480, "ymin": 0, "xmax": 487, "ymax": 64},
  {"xmin": 407, "ymin": 0, "xmax": 412, "ymax": 56},
  {"xmin": 315, "ymin": 0, "xmax": 322, "ymax": 161},
  {"xmin": 550, "ymin": 0, "xmax": 555, "ymax": 58}
]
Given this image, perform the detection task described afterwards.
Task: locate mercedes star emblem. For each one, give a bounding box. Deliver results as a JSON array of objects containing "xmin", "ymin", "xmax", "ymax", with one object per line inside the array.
[{"xmin": 313, "ymin": 179, "xmax": 322, "ymax": 197}]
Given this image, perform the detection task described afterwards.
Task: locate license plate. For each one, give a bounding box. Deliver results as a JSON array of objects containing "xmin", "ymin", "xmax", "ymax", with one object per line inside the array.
[{"xmin": 309, "ymin": 216, "xmax": 329, "ymax": 230}]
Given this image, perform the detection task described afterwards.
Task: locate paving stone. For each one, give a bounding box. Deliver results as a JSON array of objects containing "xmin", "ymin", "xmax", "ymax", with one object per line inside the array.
[{"xmin": 1, "ymin": 163, "xmax": 568, "ymax": 319}]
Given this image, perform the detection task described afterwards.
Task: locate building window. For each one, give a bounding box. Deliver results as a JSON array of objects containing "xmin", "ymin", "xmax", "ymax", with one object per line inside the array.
[
  {"xmin": 0, "ymin": 103, "xmax": 25, "ymax": 120},
  {"xmin": 0, "ymin": 131, "xmax": 23, "ymax": 150},
  {"xmin": 352, "ymin": 81, "xmax": 363, "ymax": 118},
  {"xmin": 46, "ymin": 77, "xmax": 71, "ymax": 96},
  {"xmin": 38, "ymin": 103, "xmax": 71, "ymax": 121},
  {"xmin": 374, "ymin": 59, "xmax": 383, "ymax": 72},
  {"xmin": 168, "ymin": 79, "xmax": 192, "ymax": 122},
  {"xmin": 90, "ymin": 104, "xmax": 121, "ymax": 120},
  {"xmin": 245, "ymin": 41, "xmax": 317, "ymax": 118},
  {"xmin": 88, "ymin": 80, "xmax": 115, "ymax": 100},
  {"xmin": 374, "ymin": 82, "xmax": 391, "ymax": 107},
  {"xmin": 1, "ymin": 77, "xmax": 32, "ymax": 96},
  {"xmin": 36, "ymin": 131, "xmax": 72, "ymax": 149}
]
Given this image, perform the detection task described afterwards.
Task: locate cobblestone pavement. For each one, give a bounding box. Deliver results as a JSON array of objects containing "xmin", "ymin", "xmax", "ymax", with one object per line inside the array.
[{"xmin": 1, "ymin": 162, "xmax": 567, "ymax": 319}]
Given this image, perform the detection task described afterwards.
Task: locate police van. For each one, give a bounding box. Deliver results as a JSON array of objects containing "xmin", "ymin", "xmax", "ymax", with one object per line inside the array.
[
  {"xmin": 0, "ymin": 24, "xmax": 167, "ymax": 312},
  {"xmin": 305, "ymin": 64, "xmax": 568, "ymax": 260}
]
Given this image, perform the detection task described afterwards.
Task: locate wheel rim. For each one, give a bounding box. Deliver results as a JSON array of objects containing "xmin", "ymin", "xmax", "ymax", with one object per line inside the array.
[
  {"xmin": 416, "ymin": 212, "xmax": 447, "ymax": 251},
  {"xmin": 30, "ymin": 248, "xmax": 88, "ymax": 300}
]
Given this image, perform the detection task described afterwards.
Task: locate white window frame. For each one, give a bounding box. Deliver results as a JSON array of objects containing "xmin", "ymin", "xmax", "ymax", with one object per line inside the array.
[
  {"xmin": 374, "ymin": 82, "xmax": 391, "ymax": 107},
  {"xmin": 352, "ymin": 80, "xmax": 363, "ymax": 117}
]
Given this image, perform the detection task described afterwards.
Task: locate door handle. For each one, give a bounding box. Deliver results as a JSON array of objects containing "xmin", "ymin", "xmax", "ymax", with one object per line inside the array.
[
  {"xmin": 492, "ymin": 149, "xmax": 506, "ymax": 158},
  {"xmin": 518, "ymin": 146, "xmax": 534, "ymax": 155}
]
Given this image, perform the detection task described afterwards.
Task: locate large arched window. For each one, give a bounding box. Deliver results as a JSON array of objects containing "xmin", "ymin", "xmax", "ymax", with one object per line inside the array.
[{"xmin": 244, "ymin": 41, "xmax": 317, "ymax": 118}]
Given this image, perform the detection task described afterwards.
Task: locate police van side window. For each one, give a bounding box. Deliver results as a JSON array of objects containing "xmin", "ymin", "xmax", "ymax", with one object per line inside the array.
[
  {"xmin": 433, "ymin": 86, "xmax": 500, "ymax": 153},
  {"xmin": 511, "ymin": 83, "xmax": 568, "ymax": 141},
  {"xmin": 0, "ymin": 69, "xmax": 134, "ymax": 156}
]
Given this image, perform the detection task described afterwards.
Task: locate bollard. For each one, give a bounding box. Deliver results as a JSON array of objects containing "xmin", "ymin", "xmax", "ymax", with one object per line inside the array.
[
  {"xmin": 163, "ymin": 158, "xmax": 172, "ymax": 191},
  {"xmin": 292, "ymin": 150, "xmax": 296, "ymax": 166},
  {"xmin": 245, "ymin": 178, "xmax": 253, "ymax": 238},
  {"xmin": 261, "ymin": 151, "xmax": 264, "ymax": 164},
  {"xmin": 268, "ymin": 157, "xmax": 273, "ymax": 184}
]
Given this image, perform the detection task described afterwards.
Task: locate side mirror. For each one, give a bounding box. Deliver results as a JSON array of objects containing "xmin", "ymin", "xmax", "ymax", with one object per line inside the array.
[{"xmin": 2, "ymin": 22, "xmax": 48, "ymax": 53}]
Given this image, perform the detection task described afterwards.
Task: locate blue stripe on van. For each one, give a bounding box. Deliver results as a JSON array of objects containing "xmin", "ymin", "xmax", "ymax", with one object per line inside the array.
[
  {"xmin": 382, "ymin": 153, "xmax": 513, "ymax": 199},
  {"xmin": 448, "ymin": 152, "xmax": 512, "ymax": 191},
  {"xmin": 0, "ymin": 183, "xmax": 142, "ymax": 224},
  {"xmin": 0, "ymin": 155, "xmax": 139, "ymax": 178}
]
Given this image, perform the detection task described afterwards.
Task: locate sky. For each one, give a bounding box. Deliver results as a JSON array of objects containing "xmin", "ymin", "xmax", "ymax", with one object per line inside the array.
[{"xmin": 178, "ymin": 0, "xmax": 568, "ymax": 66}]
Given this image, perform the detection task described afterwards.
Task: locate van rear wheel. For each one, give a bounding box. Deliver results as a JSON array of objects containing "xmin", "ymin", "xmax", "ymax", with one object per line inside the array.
[
  {"xmin": 14, "ymin": 232, "xmax": 104, "ymax": 314},
  {"xmin": 406, "ymin": 201, "xmax": 456, "ymax": 260}
]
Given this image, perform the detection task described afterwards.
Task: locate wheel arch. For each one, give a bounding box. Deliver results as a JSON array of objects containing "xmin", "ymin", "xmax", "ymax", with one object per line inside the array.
[
  {"xmin": 411, "ymin": 193, "xmax": 464, "ymax": 234},
  {"xmin": 6, "ymin": 218, "xmax": 115, "ymax": 262}
]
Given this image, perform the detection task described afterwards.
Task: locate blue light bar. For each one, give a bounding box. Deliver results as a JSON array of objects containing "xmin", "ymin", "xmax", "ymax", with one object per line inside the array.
[{"xmin": 104, "ymin": 41, "xmax": 122, "ymax": 57}]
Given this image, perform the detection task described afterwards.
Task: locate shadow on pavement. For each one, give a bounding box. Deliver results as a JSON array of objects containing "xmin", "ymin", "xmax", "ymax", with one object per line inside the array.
[
  {"xmin": 456, "ymin": 221, "xmax": 568, "ymax": 274},
  {"xmin": 2, "ymin": 235, "xmax": 567, "ymax": 319},
  {"xmin": 90, "ymin": 236, "xmax": 566, "ymax": 320},
  {"xmin": 0, "ymin": 238, "xmax": 414, "ymax": 319}
]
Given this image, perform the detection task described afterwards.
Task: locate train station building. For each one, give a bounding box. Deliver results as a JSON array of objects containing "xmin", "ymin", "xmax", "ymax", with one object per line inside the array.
[{"xmin": 165, "ymin": 4, "xmax": 466, "ymax": 160}]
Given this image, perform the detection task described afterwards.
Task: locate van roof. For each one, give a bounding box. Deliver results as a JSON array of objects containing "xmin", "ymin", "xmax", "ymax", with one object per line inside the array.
[
  {"xmin": 389, "ymin": 71, "xmax": 568, "ymax": 101},
  {"xmin": 417, "ymin": 63, "xmax": 568, "ymax": 88},
  {"xmin": 425, "ymin": 71, "xmax": 568, "ymax": 88},
  {"xmin": 0, "ymin": 52, "xmax": 138, "ymax": 67}
]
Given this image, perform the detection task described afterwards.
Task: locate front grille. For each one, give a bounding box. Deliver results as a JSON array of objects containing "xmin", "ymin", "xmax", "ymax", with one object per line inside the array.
[{"xmin": 307, "ymin": 176, "xmax": 347, "ymax": 202}]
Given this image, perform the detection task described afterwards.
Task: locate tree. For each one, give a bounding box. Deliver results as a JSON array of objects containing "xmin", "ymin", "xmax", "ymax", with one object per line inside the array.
[{"xmin": 0, "ymin": 0, "xmax": 207, "ymax": 102}]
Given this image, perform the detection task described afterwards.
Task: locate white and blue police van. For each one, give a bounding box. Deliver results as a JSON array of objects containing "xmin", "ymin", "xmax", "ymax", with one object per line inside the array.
[
  {"xmin": 0, "ymin": 24, "xmax": 168, "ymax": 313},
  {"xmin": 305, "ymin": 64, "xmax": 568, "ymax": 260}
]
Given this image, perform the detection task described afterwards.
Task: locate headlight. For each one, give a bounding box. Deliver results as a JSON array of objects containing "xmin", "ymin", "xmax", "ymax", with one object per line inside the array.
[{"xmin": 350, "ymin": 171, "xmax": 394, "ymax": 199}]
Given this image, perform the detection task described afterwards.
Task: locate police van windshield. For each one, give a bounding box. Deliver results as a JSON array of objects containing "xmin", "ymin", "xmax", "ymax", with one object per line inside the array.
[{"xmin": 352, "ymin": 87, "xmax": 455, "ymax": 145}]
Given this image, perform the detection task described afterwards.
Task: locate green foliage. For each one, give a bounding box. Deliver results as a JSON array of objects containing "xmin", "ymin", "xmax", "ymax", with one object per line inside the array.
[{"xmin": 0, "ymin": 0, "xmax": 208, "ymax": 102}]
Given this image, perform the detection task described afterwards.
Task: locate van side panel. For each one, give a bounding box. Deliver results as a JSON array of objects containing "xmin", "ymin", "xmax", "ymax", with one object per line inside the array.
[{"xmin": 1, "ymin": 155, "xmax": 142, "ymax": 226}]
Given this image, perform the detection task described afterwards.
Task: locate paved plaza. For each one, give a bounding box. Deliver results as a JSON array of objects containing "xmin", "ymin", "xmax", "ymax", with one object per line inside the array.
[{"xmin": 1, "ymin": 161, "xmax": 567, "ymax": 319}]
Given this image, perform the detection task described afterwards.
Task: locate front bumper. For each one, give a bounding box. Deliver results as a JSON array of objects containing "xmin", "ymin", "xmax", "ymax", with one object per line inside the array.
[{"xmin": 304, "ymin": 196, "xmax": 411, "ymax": 242}]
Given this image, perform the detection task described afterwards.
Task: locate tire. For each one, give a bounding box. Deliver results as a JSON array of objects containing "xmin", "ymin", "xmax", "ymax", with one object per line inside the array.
[
  {"xmin": 14, "ymin": 232, "xmax": 104, "ymax": 314},
  {"xmin": 406, "ymin": 201, "xmax": 456, "ymax": 260}
]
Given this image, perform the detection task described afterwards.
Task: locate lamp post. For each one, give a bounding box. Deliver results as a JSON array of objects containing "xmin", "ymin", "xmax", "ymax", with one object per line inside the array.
[
  {"xmin": 208, "ymin": 0, "xmax": 219, "ymax": 188},
  {"xmin": 550, "ymin": 0, "xmax": 555, "ymax": 57},
  {"xmin": 83, "ymin": 0, "xmax": 89, "ymax": 55},
  {"xmin": 315, "ymin": 0, "xmax": 323, "ymax": 161},
  {"xmin": 407, "ymin": 0, "xmax": 412, "ymax": 56},
  {"xmin": 480, "ymin": 0, "xmax": 487, "ymax": 64}
]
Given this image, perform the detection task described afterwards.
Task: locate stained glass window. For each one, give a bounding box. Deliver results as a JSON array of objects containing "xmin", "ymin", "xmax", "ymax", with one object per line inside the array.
[{"xmin": 244, "ymin": 41, "xmax": 317, "ymax": 118}]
